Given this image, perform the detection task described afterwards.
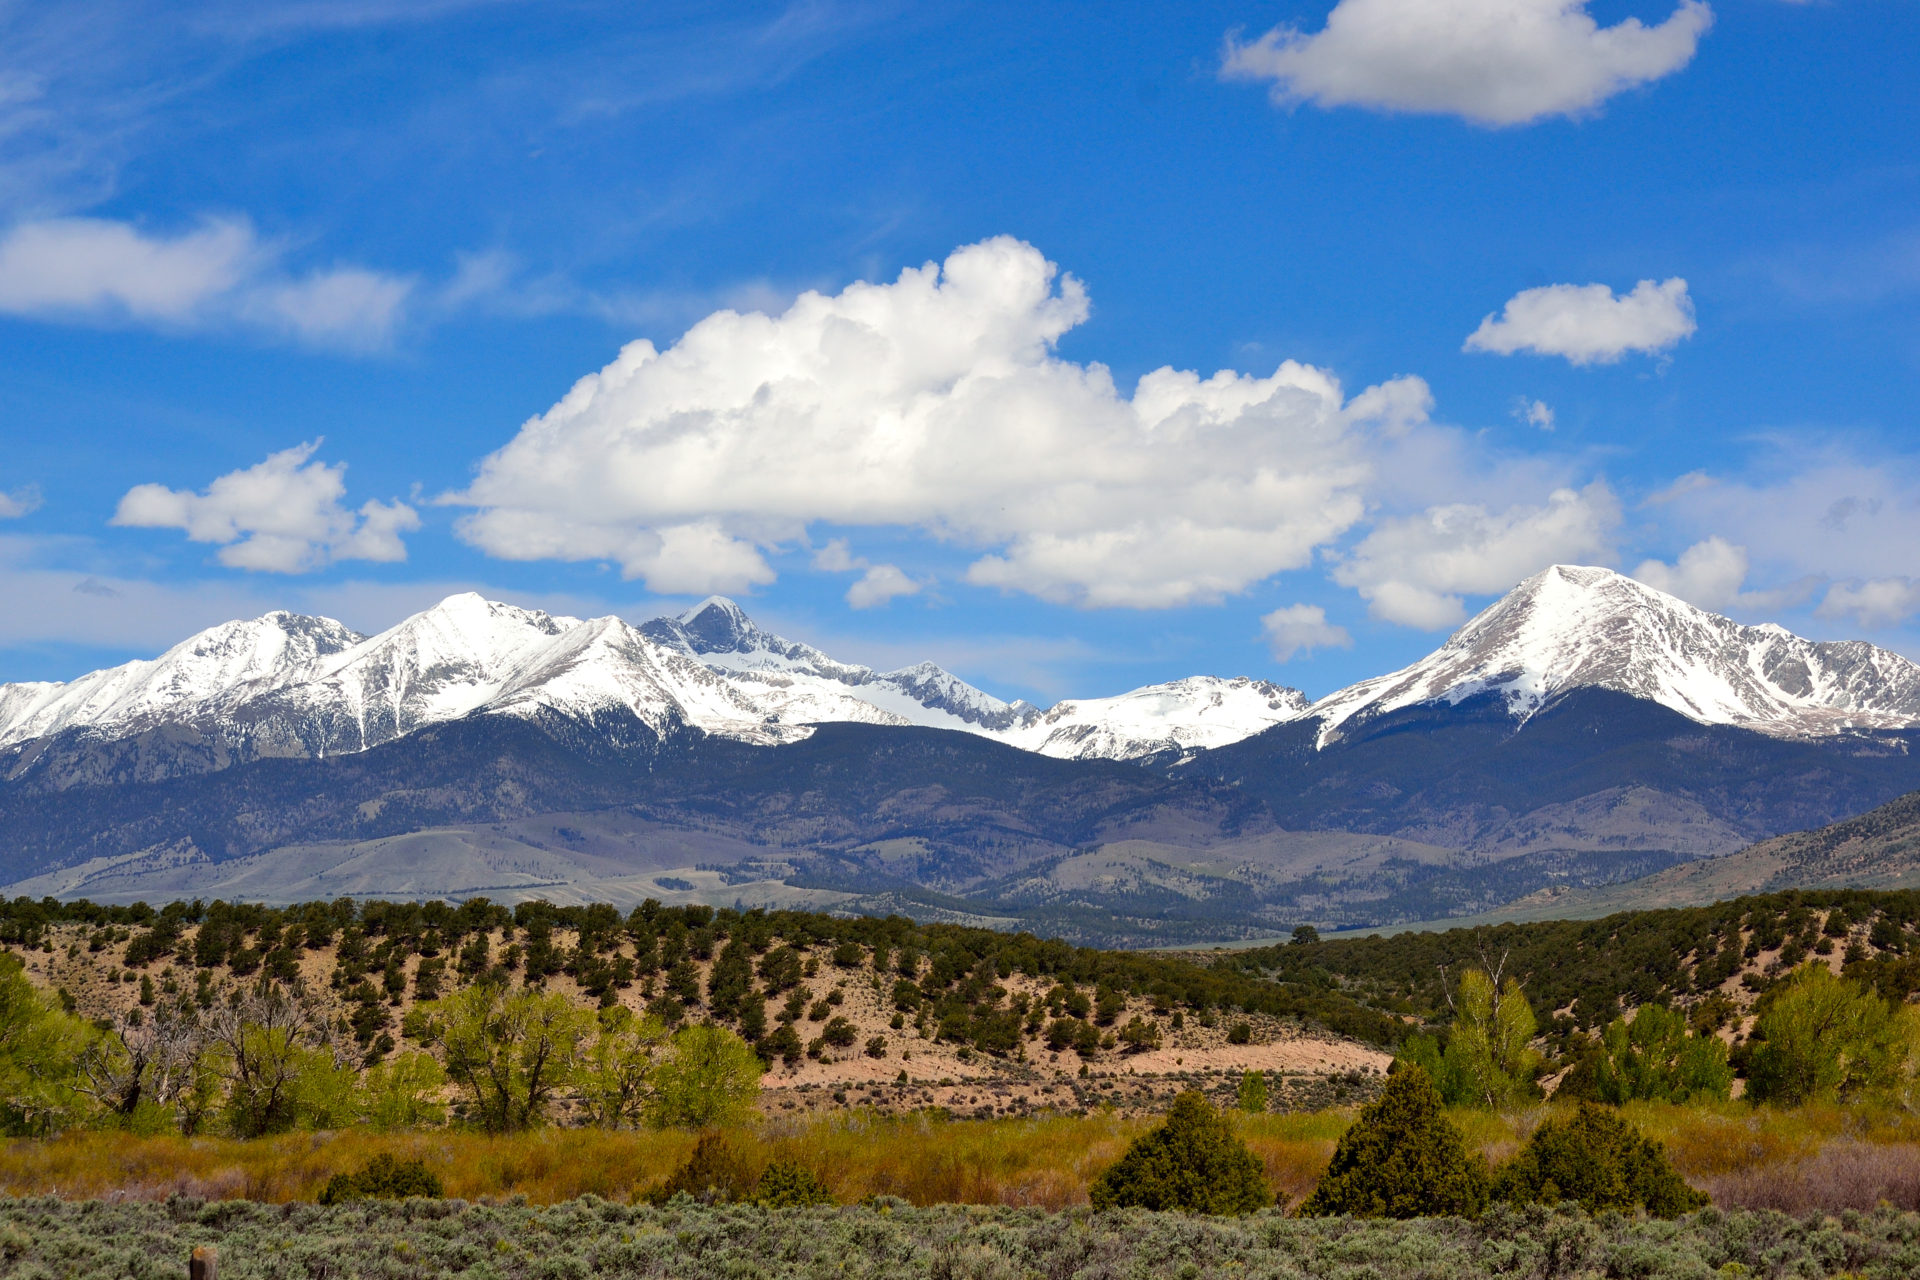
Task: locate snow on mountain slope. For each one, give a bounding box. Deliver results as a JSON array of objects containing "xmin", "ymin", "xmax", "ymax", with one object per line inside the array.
[
  {"xmin": 23, "ymin": 564, "xmax": 1894, "ymax": 771},
  {"xmin": 641, "ymin": 598, "xmax": 1034, "ymax": 733},
  {"xmin": 0, "ymin": 612, "xmax": 364, "ymax": 748},
  {"xmin": 481, "ymin": 614, "xmax": 813, "ymax": 745},
  {"xmin": 1000, "ymin": 676, "xmax": 1311, "ymax": 760},
  {"xmin": 239, "ymin": 593, "xmax": 586, "ymax": 754},
  {"xmin": 0, "ymin": 592, "xmax": 1301, "ymax": 763},
  {"xmin": 1308, "ymin": 564, "xmax": 1920, "ymax": 743}
]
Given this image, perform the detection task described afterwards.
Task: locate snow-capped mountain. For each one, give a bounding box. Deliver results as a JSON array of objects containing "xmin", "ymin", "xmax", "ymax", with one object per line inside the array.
[
  {"xmin": 7, "ymin": 566, "xmax": 1916, "ymax": 782},
  {"xmin": 1002, "ymin": 677, "xmax": 1309, "ymax": 759},
  {"xmin": 1306, "ymin": 565, "xmax": 1920, "ymax": 743},
  {"xmin": 639, "ymin": 598, "xmax": 1038, "ymax": 734},
  {"xmin": 0, "ymin": 611, "xmax": 363, "ymax": 749},
  {"xmin": 0, "ymin": 593, "xmax": 1305, "ymax": 765}
]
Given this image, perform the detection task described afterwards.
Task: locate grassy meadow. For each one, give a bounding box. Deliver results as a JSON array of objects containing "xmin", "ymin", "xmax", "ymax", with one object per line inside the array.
[{"xmin": 4, "ymin": 1102, "xmax": 1919, "ymax": 1215}]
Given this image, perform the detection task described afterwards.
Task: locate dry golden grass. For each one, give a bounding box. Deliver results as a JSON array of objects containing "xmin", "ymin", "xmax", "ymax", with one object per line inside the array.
[
  {"xmin": 6, "ymin": 1102, "xmax": 1920, "ymax": 1212},
  {"xmin": 0, "ymin": 1111, "xmax": 1323, "ymax": 1210}
]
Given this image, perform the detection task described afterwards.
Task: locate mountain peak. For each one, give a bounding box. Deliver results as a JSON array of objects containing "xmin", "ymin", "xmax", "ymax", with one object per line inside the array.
[
  {"xmin": 675, "ymin": 596, "xmax": 761, "ymax": 652},
  {"xmin": 1310, "ymin": 563, "xmax": 1920, "ymax": 740}
]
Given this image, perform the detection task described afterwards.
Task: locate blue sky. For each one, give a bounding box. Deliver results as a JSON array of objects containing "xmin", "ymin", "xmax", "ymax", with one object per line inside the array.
[{"xmin": 1, "ymin": 0, "xmax": 1917, "ymax": 703}]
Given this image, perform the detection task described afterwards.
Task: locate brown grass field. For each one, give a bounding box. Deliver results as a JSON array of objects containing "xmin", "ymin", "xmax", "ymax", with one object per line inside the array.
[{"xmin": 5, "ymin": 1101, "xmax": 1919, "ymax": 1214}]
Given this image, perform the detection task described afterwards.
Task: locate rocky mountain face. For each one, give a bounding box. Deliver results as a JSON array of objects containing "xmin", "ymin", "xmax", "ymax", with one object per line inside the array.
[
  {"xmin": 4, "ymin": 565, "xmax": 1920, "ymax": 940},
  {"xmin": 1305, "ymin": 565, "xmax": 1920, "ymax": 743}
]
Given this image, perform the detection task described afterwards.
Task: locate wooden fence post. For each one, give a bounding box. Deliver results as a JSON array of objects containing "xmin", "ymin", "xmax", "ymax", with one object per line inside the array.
[{"xmin": 189, "ymin": 1245, "xmax": 216, "ymax": 1280}]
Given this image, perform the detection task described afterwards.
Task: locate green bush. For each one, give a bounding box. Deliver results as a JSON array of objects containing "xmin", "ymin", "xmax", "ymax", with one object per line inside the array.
[
  {"xmin": 755, "ymin": 1160, "xmax": 834, "ymax": 1207},
  {"xmin": 1088, "ymin": 1090, "xmax": 1271, "ymax": 1215},
  {"xmin": 1745, "ymin": 963, "xmax": 1911, "ymax": 1105},
  {"xmin": 649, "ymin": 1131, "xmax": 761, "ymax": 1204},
  {"xmin": 316, "ymin": 1153, "xmax": 443, "ymax": 1205},
  {"xmin": 1297, "ymin": 1066, "xmax": 1488, "ymax": 1219},
  {"xmin": 1559, "ymin": 1004, "xmax": 1732, "ymax": 1104},
  {"xmin": 1491, "ymin": 1101, "xmax": 1707, "ymax": 1218}
]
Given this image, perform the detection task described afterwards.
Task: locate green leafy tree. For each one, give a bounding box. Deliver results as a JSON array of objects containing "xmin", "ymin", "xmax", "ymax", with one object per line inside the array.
[
  {"xmin": 1089, "ymin": 1090, "xmax": 1271, "ymax": 1214},
  {"xmin": 577, "ymin": 1006, "xmax": 668, "ymax": 1128},
  {"xmin": 1447, "ymin": 968, "xmax": 1540, "ymax": 1109},
  {"xmin": 645, "ymin": 1023, "xmax": 763, "ymax": 1128},
  {"xmin": 358, "ymin": 1050, "xmax": 447, "ymax": 1130},
  {"xmin": 0, "ymin": 952, "xmax": 92, "ymax": 1134},
  {"xmin": 204, "ymin": 985, "xmax": 327, "ymax": 1137},
  {"xmin": 1397, "ymin": 969, "xmax": 1540, "ymax": 1109},
  {"xmin": 287, "ymin": 1046, "xmax": 360, "ymax": 1129},
  {"xmin": 1747, "ymin": 963, "xmax": 1910, "ymax": 1106},
  {"xmin": 1237, "ymin": 1069, "xmax": 1269, "ymax": 1113},
  {"xmin": 1491, "ymin": 1102, "xmax": 1707, "ymax": 1217},
  {"xmin": 1581, "ymin": 1004, "xmax": 1732, "ymax": 1104},
  {"xmin": 417, "ymin": 982, "xmax": 595, "ymax": 1131},
  {"xmin": 1298, "ymin": 1066, "xmax": 1489, "ymax": 1219}
]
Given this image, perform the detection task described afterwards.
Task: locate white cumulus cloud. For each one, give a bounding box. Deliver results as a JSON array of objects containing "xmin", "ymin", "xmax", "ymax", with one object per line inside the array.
[
  {"xmin": 1818, "ymin": 578, "xmax": 1920, "ymax": 631},
  {"xmin": 1222, "ymin": 0, "xmax": 1711, "ymax": 127},
  {"xmin": 1261, "ymin": 603, "xmax": 1353, "ymax": 661},
  {"xmin": 113, "ymin": 441, "xmax": 420, "ymax": 573},
  {"xmin": 1466, "ymin": 278, "xmax": 1695, "ymax": 365},
  {"xmin": 451, "ymin": 237, "xmax": 1420, "ymax": 608},
  {"xmin": 1632, "ymin": 536, "xmax": 1752, "ymax": 611},
  {"xmin": 0, "ymin": 216, "xmax": 413, "ymax": 349},
  {"xmin": 846, "ymin": 564, "xmax": 921, "ymax": 609},
  {"xmin": 812, "ymin": 538, "xmax": 922, "ymax": 608},
  {"xmin": 1333, "ymin": 480, "xmax": 1621, "ymax": 627}
]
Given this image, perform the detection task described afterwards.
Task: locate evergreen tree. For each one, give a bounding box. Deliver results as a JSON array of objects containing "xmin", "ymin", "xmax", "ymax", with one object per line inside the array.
[
  {"xmin": 1491, "ymin": 1102, "xmax": 1707, "ymax": 1218},
  {"xmin": 1089, "ymin": 1090, "xmax": 1271, "ymax": 1214},
  {"xmin": 1298, "ymin": 1066, "xmax": 1489, "ymax": 1219}
]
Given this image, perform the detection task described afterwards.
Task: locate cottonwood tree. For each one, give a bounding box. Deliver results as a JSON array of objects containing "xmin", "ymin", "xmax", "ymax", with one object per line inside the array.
[
  {"xmin": 1746, "ymin": 963, "xmax": 1912, "ymax": 1106},
  {"xmin": 577, "ymin": 1006, "xmax": 668, "ymax": 1128},
  {"xmin": 75, "ymin": 998, "xmax": 204, "ymax": 1123},
  {"xmin": 0, "ymin": 952, "xmax": 92, "ymax": 1135},
  {"xmin": 1575, "ymin": 1003, "xmax": 1732, "ymax": 1104},
  {"xmin": 202, "ymin": 982, "xmax": 337, "ymax": 1137},
  {"xmin": 645, "ymin": 1023, "xmax": 763, "ymax": 1128},
  {"xmin": 1399, "ymin": 965, "xmax": 1540, "ymax": 1109},
  {"xmin": 417, "ymin": 982, "xmax": 595, "ymax": 1131}
]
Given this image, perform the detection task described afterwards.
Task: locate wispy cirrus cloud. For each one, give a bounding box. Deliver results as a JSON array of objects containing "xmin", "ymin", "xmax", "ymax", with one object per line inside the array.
[{"xmin": 0, "ymin": 216, "xmax": 414, "ymax": 350}]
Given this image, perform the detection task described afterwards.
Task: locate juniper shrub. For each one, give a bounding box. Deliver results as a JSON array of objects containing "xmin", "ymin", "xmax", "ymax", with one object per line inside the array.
[
  {"xmin": 1088, "ymin": 1090, "xmax": 1271, "ymax": 1214},
  {"xmin": 1297, "ymin": 1065, "xmax": 1489, "ymax": 1219}
]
